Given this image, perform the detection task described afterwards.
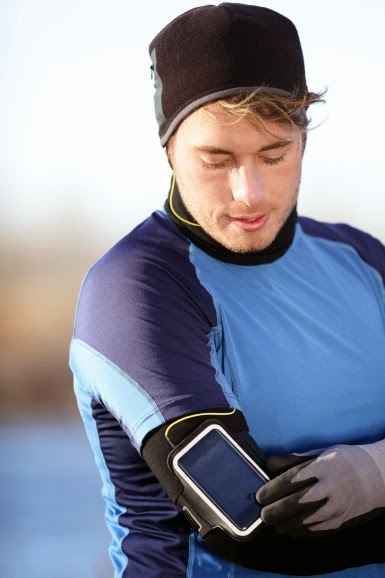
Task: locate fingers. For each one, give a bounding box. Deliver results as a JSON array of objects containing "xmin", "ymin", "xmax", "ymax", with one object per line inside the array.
[
  {"xmin": 259, "ymin": 485, "xmax": 324, "ymax": 524},
  {"xmin": 256, "ymin": 455, "xmax": 323, "ymax": 535},
  {"xmin": 265, "ymin": 454, "xmax": 317, "ymax": 475},
  {"xmin": 257, "ymin": 458, "xmax": 317, "ymax": 504}
]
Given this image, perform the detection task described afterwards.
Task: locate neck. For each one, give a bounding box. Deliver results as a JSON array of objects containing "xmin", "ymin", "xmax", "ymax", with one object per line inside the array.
[{"xmin": 164, "ymin": 176, "xmax": 297, "ymax": 265}]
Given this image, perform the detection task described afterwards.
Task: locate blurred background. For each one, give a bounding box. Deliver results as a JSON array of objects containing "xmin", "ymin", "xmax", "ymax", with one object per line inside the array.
[{"xmin": 1, "ymin": 0, "xmax": 384, "ymax": 576}]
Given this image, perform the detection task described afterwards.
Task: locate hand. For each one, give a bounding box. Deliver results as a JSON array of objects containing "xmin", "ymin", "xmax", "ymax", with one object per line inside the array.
[{"xmin": 256, "ymin": 442, "xmax": 385, "ymax": 538}]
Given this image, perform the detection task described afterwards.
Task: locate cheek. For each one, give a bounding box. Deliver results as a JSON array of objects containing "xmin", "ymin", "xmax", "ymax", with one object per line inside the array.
[
  {"xmin": 273, "ymin": 160, "xmax": 302, "ymax": 192},
  {"xmin": 185, "ymin": 166, "xmax": 229, "ymax": 199}
]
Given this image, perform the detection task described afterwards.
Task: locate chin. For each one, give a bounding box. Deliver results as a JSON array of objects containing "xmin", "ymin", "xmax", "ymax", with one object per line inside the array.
[
  {"xmin": 213, "ymin": 236, "xmax": 273, "ymax": 254},
  {"xmin": 226, "ymin": 241, "xmax": 273, "ymax": 254},
  {"xmin": 217, "ymin": 227, "xmax": 279, "ymax": 254}
]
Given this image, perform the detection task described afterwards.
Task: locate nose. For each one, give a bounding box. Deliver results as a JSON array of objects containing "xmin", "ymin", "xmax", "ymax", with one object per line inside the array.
[{"xmin": 231, "ymin": 165, "xmax": 263, "ymax": 207}]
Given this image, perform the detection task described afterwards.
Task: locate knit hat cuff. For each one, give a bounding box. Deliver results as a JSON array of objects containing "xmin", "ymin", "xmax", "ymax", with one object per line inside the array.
[{"xmin": 160, "ymin": 85, "xmax": 292, "ymax": 147}]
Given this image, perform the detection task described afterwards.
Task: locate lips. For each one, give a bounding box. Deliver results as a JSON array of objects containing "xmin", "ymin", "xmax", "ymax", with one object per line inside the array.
[{"xmin": 229, "ymin": 212, "xmax": 270, "ymax": 231}]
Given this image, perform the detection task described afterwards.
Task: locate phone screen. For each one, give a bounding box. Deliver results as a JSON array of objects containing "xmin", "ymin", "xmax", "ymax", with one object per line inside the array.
[{"xmin": 176, "ymin": 428, "xmax": 267, "ymax": 530}]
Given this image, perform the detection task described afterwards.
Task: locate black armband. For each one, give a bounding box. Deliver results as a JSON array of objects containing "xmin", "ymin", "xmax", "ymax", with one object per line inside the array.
[{"xmin": 142, "ymin": 408, "xmax": 268, "ymax": 540}]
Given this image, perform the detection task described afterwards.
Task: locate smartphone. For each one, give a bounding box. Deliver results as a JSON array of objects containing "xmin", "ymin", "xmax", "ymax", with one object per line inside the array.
[{"xmin": 172, "ymin": 423, "xmax": 270, "ymax": 537}]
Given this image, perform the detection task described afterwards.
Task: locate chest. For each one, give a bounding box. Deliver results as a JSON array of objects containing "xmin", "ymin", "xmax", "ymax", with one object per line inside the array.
[{"xmin": 194, "ymin": 238, "xmax": 385, "ymax": 453}]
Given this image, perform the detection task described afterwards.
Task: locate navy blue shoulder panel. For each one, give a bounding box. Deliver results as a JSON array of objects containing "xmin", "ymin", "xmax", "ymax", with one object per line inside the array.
[
  {"xmin": 299, "ymin": 216, "xmax": 385, "ymax": 286},
  {"xmin": 74, "ymin": 211, "xmax": 229, "ymax": 422}
]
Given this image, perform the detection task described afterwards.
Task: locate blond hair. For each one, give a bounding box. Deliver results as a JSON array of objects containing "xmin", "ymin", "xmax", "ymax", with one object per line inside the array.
[{"xmin": 205, "ymin": 89, "xmax": 326, "ymax": 137}]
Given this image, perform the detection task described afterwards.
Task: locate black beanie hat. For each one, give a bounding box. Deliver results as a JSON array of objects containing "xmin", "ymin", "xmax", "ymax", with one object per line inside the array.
[{"xmin": 149, "ymin": 3, "xmax": 307, "ymax": 146}]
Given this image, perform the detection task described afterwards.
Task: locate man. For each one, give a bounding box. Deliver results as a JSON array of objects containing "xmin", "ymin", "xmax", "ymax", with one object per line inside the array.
[{"xmin": 69, "ymin": 3, "xmax": 385, "ymax": 577}]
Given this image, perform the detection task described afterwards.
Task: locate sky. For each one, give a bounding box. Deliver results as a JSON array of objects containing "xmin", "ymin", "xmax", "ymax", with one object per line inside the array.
[{"xmin": 1, "ymin": 0, "xmax": 385, "ymax": 250}]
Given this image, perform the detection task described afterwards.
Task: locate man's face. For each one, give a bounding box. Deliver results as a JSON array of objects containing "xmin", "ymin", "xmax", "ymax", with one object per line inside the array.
[{"xmin": 168, "ymin": 103, "xmax": 304, "ymax": 253}]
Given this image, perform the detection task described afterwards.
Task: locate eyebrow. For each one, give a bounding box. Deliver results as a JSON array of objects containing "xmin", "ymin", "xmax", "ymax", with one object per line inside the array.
[{"xmin": 194, "ymin": 140, "xmax": 293, "ymax": 155}]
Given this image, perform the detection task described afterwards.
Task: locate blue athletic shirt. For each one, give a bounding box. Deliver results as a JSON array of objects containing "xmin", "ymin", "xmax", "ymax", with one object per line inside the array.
[{"xmin": 70, "ymin": 210, "xmax": 385, "ymax": 577}]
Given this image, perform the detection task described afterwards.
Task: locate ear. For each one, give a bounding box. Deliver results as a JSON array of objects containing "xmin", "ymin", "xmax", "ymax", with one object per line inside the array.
[
  {"xmin": 301, "ymin": 131, "xmax": 307, "ymax": 156},
  {"xmin": 165, "ymin": 145, "xmax": 174, "ymax": 169}
]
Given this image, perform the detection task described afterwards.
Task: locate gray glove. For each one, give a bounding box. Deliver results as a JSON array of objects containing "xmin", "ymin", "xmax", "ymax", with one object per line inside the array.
[{"xmin": 256, "ymin": 441, "xmax": 385, "ymax": 538}]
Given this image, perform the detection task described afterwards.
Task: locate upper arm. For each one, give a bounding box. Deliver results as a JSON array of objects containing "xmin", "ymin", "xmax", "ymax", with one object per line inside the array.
[{"xmin": 70, "ymin": 220, "xmax": 238, "ymax": 451}]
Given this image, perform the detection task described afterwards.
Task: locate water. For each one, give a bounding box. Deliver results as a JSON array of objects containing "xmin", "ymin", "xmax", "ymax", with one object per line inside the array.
[{"xmin": 0, "ymin": 418, "xmax": 112, "ymax": 578}]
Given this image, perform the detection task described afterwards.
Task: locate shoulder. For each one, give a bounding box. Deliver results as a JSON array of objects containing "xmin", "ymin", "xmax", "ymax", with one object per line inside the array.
[
  {"xmin": 86, "ymin": 210, "xmax": 190, "ymax": 282},
  {"xmin": 298, "ymin": 216, "xmax": 385, "ymax": 284},
  {"xmin": 79, "ymin": 211, "xmax": 200, "ymax": 304}
]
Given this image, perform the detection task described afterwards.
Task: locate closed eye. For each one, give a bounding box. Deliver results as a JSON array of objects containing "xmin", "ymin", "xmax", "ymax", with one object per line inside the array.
[
  {"xmin": 201, "ymin": 159, "xmax": 230, "ymax": 170},
  {"xmin": 261, "ymin": 153, "xmax": 287, "ymax": 166}
]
